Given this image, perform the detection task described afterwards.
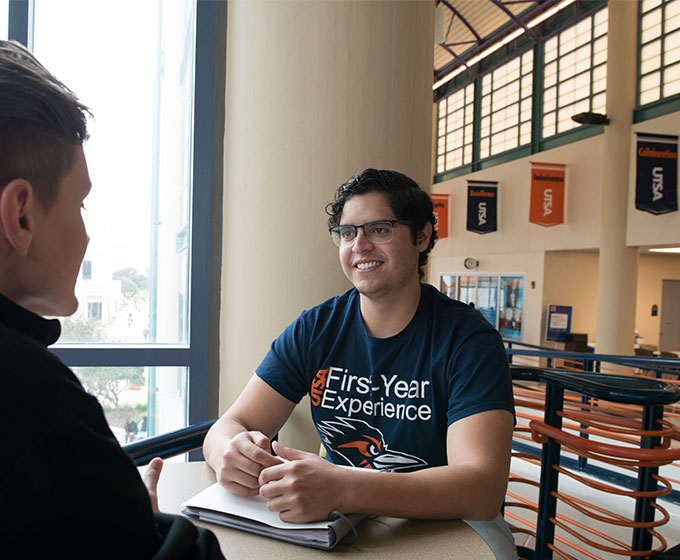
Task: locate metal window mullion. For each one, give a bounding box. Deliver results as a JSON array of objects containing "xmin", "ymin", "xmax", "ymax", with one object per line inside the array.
[
  {"xmin": 533, "ymin": 40, "xmax": 544, "ymax": 149},
  {"xmin": 50, "ymin": 346, "xmax": 191, "ymax": 368},
  {"xmin": 661, "ymin": 1, "xmax": 667, "ymax": 93},
  {"xmin": 188, "ymin": 0, "xmax": 220, "ymax": 427},
  {"xmin": 590, "ymin": 18, "xmax": 596, "ymax": 111},
  {"xmin": 8, "ymin": 0, "xmax": 29, "ymax": 46},
  {"xmin": 472, "ymin": 75, "xmax": 482, "ymax": 169}
]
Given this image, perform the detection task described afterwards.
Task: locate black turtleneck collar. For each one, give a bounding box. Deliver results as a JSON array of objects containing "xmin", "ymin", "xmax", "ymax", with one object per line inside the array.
[{"xmin": 0, "ymin": 292, "xmax": 61, "ymax": 347}]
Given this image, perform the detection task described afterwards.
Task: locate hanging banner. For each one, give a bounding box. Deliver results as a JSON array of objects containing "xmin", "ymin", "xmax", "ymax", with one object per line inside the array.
[
  {"xmin": 530, "ymin": 162, "xmax": 565, "ymax": 227},
  {"xmin": 466, "ymin": 181, "xmax": 498, "ymax": 234},
  {"xmin": 635, "ymin": 133, "xmax": 678, "ymax": 215},
  {"xmin": 431, "ymin": 193, "xmax": 449, "ymax": 239}
]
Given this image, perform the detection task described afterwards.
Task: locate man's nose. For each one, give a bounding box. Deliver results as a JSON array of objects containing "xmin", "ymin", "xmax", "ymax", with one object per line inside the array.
[{"xmin": 352, "ymin": 228, "xmax": 373, "ymax": 251}]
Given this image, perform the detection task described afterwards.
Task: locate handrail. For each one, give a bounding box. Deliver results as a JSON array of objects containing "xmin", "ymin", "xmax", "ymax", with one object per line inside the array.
[
  {"xmin": 510, "ymin": 365, "xmax": 680, "ymax": 405},
  {"xmin": 505, "ymin": 338, "xmax": 680, "ymax": 371},
  {"xmin": 123, "ymin": 418, "xmax": 217, "ymax": 466},
  {"xmin": 509, "ymin": 364, "xmax": 680, "ymax": 559},
  {"xmin": 507, "ymin": 347, "xmax": 680, "ymax": 370}
]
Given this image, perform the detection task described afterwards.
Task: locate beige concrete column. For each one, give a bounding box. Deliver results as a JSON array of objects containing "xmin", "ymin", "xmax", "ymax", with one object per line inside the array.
[
  {"xmin": 595, "ymin": 0, "xmax": 639, "ymax": 355},
  {"xmin": 219, "ymin": 0, "xmax": 435, "ymax": 450}
]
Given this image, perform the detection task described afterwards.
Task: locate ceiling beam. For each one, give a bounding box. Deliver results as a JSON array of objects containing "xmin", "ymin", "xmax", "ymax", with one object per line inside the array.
[
  {"xmin": 434, "ymin": 0, "xmax": 563, "ymax": 82},
  {"xmin": 437, "ymin": 0, "xmax": 482, "ymax": 44},
  {"xmin": 489, "ymin": 0, "xmax": 540, "ymax": 42}
]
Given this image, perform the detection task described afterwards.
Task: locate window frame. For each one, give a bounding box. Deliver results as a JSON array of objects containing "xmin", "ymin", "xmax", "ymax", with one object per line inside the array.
[
  {"xmin": 635, "ymin": 0, "xmax": 680, "ymax": 122},
  {"xmin": 8, "ymin": 0, "xmax": 223, "ymax": 431},
  {"xmin": 433, "ymin": 3, "xmax": 609, "ymax": 183}
]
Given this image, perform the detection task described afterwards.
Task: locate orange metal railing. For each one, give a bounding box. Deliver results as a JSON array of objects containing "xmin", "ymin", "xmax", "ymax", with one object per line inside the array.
[{"xmin": 505, "ymin": 358, "xmax": 680, "ymax": 560}]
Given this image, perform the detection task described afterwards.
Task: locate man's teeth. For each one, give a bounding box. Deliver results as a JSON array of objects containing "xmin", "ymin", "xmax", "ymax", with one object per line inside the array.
[{"xmin": 357, "ymin": 261, "xmax": 380, "ymax": 269}]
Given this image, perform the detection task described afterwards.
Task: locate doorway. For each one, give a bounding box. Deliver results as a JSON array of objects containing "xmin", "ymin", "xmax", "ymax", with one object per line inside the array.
[{"xmin": 659, "ymin": 279, "xmax": 680, "ymax": 353}]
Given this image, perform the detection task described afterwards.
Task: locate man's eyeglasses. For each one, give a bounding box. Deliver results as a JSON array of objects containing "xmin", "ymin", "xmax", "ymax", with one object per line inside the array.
[{"xmin": 329, "ymin": 219, "xmax": 411, "ymax": 247}]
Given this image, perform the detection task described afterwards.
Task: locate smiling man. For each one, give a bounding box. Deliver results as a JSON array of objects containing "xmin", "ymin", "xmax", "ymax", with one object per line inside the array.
[{"xmin": 204, "ymin": 169, "xmax": 517, "ymax": 558}]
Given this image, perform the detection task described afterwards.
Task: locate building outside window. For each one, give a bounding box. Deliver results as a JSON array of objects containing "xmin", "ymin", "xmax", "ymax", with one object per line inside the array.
[
  {"xmin": 6, "ymin": 0, "xmax": 220, "ymax": 446},
  {"xmin": 88, "ymin": 301, "xmax": 102, "ymax": 322},
  {"xmin": 0, "ymin": 0, "xmax": 7, "ymax": 40}
]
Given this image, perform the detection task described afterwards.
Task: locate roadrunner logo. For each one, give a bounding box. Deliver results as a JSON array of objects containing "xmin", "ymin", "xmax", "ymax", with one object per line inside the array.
[{"xmin": 318, "ymin": 417, "xmax": 427, "ymax": 471}]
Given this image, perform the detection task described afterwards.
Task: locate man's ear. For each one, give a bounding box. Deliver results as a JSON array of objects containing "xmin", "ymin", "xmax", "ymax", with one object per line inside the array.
[
  {"xmin": 0, "ymin": 179, "xmax": 36, "ymax": 257},
  {"xmin": 416, "ymin": 221, "xmax": 433, "ymax": 251}
]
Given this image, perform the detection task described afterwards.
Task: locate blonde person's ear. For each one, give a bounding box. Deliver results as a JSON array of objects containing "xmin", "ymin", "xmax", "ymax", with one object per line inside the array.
[{"xmin": 0, "ymin": 179, "xmax": 36, "ymax": 257}]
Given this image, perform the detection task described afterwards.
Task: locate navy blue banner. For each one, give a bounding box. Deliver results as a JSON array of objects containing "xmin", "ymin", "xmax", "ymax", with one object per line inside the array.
[
  {"xmin": 636, "ymin": 133, "xmax": 678, "ymax": 215},
  {"xmin": 467, "ymin": 181, "xmax": 498, "ymax": 234}
]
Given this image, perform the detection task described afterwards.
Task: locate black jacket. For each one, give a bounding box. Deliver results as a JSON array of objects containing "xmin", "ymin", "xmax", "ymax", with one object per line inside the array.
[{"xmin": 0, "ymin": 294, "xmax": 224, "ymax": 559}]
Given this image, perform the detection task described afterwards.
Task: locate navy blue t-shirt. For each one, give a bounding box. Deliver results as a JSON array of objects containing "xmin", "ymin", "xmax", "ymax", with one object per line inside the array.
[{"xmin": 257, "ymin": 283, "xmax": 514, "ymax": 472}]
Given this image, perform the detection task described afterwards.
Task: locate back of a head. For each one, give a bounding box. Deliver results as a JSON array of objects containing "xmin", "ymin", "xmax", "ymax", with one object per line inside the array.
[
  {"xmin": 326, "ymin": 168, "xmax": 438, "ymax": 278},
  {"xmin": 0, "ymin": 40, "xmax": 90, "ymax": 208}
]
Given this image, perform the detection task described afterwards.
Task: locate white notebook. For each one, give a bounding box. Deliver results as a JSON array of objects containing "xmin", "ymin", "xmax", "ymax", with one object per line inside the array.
[{"xmin": 182, "ymin": 482, "xmax": 368, "ymax": 550}]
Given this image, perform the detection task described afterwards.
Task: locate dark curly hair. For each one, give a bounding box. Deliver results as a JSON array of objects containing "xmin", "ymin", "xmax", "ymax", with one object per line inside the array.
[{"xmin": 326, "ymin": 169, "xmax": 437, "ymax": 280}]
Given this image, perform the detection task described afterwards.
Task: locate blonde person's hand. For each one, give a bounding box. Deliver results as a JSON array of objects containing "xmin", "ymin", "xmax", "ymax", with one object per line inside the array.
[
  {"xmin": 258, "ymin": 441, "xmax": 349, "ymax": 523},
  {"xmin": 143, "ymin": 457, "xmax": 164, "ymax": 511},
  {"xmin": 216, "ymin": 431, "xmax": 283, "ymax": 497}
]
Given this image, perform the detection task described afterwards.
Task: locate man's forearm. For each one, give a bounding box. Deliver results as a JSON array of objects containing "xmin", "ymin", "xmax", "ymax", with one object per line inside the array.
[{"xmin": 336, "ymin": 463, "xmax": 507, "ymax": 521}]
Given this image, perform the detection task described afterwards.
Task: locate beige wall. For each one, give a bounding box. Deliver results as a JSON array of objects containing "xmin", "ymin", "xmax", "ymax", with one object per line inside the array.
[
  {"xmin": 427, "ymin": 134, "xmax": 606, "ymax": 345},
  {"xmin": 427, "ymin": 117, "xmax": 680, "ymax": 351},
  {"xmin": 542, "ymin": 251, "xmax": 599, "ymax": 346},
  {"xmin": 219, "ymin": 0, "xmax": 434, "ymax": 451},
  {"xmin": 636, "ymin": 254, "xmax": 680, "ymax": 349},
  {"xmin": 628, "ymin": 112, "xmax": 680, "ymax": 247}
]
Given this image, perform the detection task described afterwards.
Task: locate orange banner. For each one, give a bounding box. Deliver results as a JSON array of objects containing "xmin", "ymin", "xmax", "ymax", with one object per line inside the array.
[
  {"xmin": 530, "ymin": 162, "xmax": 565, "ymax": 227},
  {"xmin": 431, "ymin": 193, "xmax": 449, "ymax": 239}
]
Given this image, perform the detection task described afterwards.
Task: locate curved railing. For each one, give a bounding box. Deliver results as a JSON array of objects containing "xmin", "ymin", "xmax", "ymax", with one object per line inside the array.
[{"xmin": 507, "ymin": 365, "xmax": 680, "ymax": 560}]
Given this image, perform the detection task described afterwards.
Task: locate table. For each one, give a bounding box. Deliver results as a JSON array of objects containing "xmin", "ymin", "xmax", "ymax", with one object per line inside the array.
[{"xmin": 148, "ymin": 461, "xmax": 495, "ymax": 559}]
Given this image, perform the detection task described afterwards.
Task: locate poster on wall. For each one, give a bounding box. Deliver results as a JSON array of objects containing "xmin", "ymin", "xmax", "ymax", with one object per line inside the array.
[
  {"xmin": 466, "ymin": 181, "xmax": 498, "ymax": 234},
  {"xmin": 635, "ymin": 133, "xmax": 678, "ymax": 215},
  {"xmin": 431, "ymin": 193, "xmax": 449, "ymax": 239},
  {"xmin": 499, "ymin": 276, "xmax": 524, "ymax": 341},
  {"xmin": 458, "ymin": 275, "xmax": 477, "ymax": 306},
  {"xmin": 439, "ymin": 274, "xmax": 456, "ymax": 300},
  {"xmin": 529, "ymin": 162, "xmax": 565, "ymax": 227},
  {"xmin": 546, "ymin": 305, "xmax": 572, "ymax": 342},
  {"xmin": 477, "ymin": 275, "xmax": 499, "ymax": 328}
]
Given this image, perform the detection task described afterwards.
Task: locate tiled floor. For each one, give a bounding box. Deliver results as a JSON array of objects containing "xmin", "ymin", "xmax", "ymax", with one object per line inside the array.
[{"xmin": 507, "ymin": 455, "xmax": 680, "ymax": 559}]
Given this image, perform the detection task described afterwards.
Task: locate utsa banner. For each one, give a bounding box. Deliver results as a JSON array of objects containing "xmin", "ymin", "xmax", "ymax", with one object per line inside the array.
[
  {"xmin": 466, "ymin": 181, "xmax": 497, "ymax": 234},
  {"xmin": 431, "ymin": 193, "xmax": 449, "ymax": 239},
  {"xmin": 530, "ymin": 162, "xmax": 565, "ymax": 227},
  {"xmin": 636, "ymin": 133, "xmax": 678, "ymax": 215}
]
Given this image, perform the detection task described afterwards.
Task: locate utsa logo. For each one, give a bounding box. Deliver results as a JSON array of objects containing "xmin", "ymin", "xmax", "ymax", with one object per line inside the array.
[
  {"xmin": 318, "ymin": 417, "xmax": 427, "ymax": 471},
  {"xmin": 311, "ymin": 369, "xmax": 328, "ymax": 406}
]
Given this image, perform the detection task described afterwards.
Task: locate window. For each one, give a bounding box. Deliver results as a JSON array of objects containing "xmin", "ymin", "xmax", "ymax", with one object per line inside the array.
[
  {"xmin": 480, "ymin": 50, "xmax": 533, "ymax": 159},
  {"xmin": 639, "ymin": 0, "xmax": 680, "ymax": 105},
  {"xmin": 436, "ymin": 82, "xmax": 474, "ymax": 174},
  {"xmin": 433, "ymin": 6, "xmax": 608, "ymax": 180},
  {"xmin": 87, "ymin": 301, "xmax": 102, "ymax": 322},
  {"xmin": 438, "ymin": 273, "xmax": 508, "ymax": 331},
  {"xmin": 7, "ymin": 1, "xmax": 222, "ymax": 442},
  {"xmin": 543, "ymin": 8, "xmax": 608, "ymax": 137}
]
